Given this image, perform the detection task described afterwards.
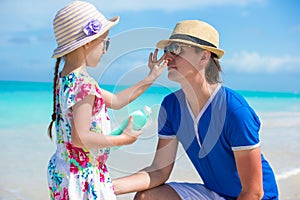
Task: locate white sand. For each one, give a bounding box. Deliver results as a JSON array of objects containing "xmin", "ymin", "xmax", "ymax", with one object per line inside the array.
[
  {"xmin": 1, "ymin": 109, "xmax": 300, "ymax": 200},
  {"xmin": 110, "ymin": 145, "xmax": 300, "ymax": 200}
]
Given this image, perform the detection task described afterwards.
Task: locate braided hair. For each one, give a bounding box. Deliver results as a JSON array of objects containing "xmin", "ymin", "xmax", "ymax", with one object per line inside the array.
[{"xmin": 47, "ymin": 57, "xmax": 61, "ymax": 139}]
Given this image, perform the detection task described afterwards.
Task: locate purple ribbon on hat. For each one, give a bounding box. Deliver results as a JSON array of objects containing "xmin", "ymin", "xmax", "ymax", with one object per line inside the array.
[{"xmin": 83, "ymin": 19, "xmax": 102, "ymax": 36}]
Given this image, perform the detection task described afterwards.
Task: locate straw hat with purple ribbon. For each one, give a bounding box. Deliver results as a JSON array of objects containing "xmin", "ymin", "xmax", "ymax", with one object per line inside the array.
[
  {"xmin": 156, "ymin": 20, "xmax": 225, "ymax": 59},
  {"xmin": 52, "ymin": 0, "xmax": 119, "ymax": 58}
]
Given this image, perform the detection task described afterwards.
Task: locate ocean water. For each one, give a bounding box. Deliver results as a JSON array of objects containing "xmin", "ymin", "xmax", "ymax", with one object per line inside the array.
[{"xmin": 0, "ymin": 80, "xmax": 300, "ymax": 199}]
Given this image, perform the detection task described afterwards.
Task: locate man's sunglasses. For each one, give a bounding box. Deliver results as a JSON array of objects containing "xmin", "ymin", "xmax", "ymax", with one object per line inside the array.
[{"xmin": 163, "ymin": 43, "xmax": 192, "ymax": 55}]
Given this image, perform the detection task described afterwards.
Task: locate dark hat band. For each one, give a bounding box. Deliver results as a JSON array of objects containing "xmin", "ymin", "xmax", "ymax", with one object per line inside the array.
[{"xmin": 170, "ymin": 34, "xmax": 217, "ymax": 48}]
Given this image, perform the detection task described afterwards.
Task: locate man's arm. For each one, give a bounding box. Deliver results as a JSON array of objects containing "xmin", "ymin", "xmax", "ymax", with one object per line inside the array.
[
  {"xmin": 113, "ymin": 137, "xmax": 179, "ymax": 194},
  {"xmin": 234, "ymin": 147, "xmax": 264, "ymax": 200}
]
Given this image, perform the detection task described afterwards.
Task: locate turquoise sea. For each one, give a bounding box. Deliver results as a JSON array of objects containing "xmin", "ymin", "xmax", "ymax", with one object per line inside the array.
[{"xmin": 0, "ymin": 80, "xmax": 300, "ymax": 199}]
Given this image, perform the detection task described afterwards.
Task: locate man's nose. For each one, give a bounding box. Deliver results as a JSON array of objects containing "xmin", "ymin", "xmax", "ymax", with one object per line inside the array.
[{"xmin": 165, "ymin": 51, "xmax": 174, "ymax": 62}]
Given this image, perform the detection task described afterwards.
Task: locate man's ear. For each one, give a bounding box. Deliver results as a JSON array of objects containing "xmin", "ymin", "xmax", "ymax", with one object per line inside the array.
[
  {"xmin": 201, "ymin": 50, "xmax": 211, "ymax": 61},
  {"xmin": 198, "ymin": 50, "xmax": 211, "ymax": 66}
]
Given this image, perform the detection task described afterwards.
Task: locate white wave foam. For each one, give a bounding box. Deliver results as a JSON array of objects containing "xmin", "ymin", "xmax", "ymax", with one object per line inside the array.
[
  {"xmin": 276, "ymin": 168, "xmax": 300, "ymax": 180},
  {"xmin": 0, "ymin": 188, "xmax": 25, "ymax": 200}
]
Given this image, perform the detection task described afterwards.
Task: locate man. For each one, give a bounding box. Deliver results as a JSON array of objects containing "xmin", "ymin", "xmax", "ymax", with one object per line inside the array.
[{"xmin": 113, "ymin": 20, "xmax": 278, "ymax": 200}]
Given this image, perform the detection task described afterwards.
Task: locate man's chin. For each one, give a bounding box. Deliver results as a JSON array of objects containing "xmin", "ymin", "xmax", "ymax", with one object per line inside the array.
[{"xmin": 168, "ymin": 73, "xmax": 180, "ymax": 82}]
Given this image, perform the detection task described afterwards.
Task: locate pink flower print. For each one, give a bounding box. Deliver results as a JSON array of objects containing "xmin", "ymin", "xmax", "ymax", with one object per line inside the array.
[
  {"xmin": 66, "ymin": 142, "xmax": 90, "ymax": 169},
  {"xmin": 55, "ymin": 88, "xmax": 60, "ymax": 96},
  {"xmin": 67, "ymin": 112, "xmax": 73, "ymax": 118},
  {"xmin": 97, "ymin": 153, "xmax": 108, "ymax": 164},
  {"xmin": 77, "ymin": 151, "xmax": 89, "ymax": 167},
  {"xmin": 53, "ymin": 191, "xmax": 60, "ymax": 200},
  {"xmin": 100, "ymin": 173, "xmax": 105, "ymax": 182},
  {"xmin": 98, "ymin": 162, "xmax": 108, "ymax": 174},
  {"xmin": 70, "ymin": 162, "xmax": 78, "ymax": 174},
  {"xmin": 75, "ymin": 83, "xmax": 92, "ymax": 102},
  {"xmin": 105, "ymin": 107, "xmax": 110, "ymax": 120},
  {"xmin": 49, "ymin": 187, "xmax": 55, "ymax": 199},
  {"xmin": 95, "ymin": 85, "xmax": 102, "ymax": 95},
  {"xmin": 62, "ymin": 188, "xmax": 69, "ymax": 200},
  {"xmin": 50, "ymin": 186, "xmax": 68, "ymax": 200},
  {"xmin": 93, "ymin": 97, "xmax": 104, "ymax": 115},
  {"xmin": 83, "ymin": 181, "xmax": 89, "ymax": 192}
]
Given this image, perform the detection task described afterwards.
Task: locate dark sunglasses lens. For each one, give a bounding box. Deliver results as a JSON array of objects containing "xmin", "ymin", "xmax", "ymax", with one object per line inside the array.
[
  {"xmin": 169, "ymin": 43, "xmax": 181, "ymax": 55},
  {"xmin": 105, "ymin": 39, "xmax": 110, "ymax": 51},
  {"xmin": 164, "ymin": 47, "xmax": 168, "ymax": 53},
  {"xmin": 164, "ymin": 44, "xmax": 181, "ymax": 55}
]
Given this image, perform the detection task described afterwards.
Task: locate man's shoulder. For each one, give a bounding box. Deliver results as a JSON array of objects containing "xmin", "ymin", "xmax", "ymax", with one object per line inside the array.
[
  {"xmin": 161, "ymin": 89, "xmax": 184, "ymax": 110},
  {"xmin": 164, "ymin": 89, "xmax": 184, "ymax": 100}
]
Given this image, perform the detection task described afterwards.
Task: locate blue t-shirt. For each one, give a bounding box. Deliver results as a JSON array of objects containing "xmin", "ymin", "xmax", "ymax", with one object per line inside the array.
[{"xmin": 158, "ymin": 85, "xmax": 278, "ymax": 199}]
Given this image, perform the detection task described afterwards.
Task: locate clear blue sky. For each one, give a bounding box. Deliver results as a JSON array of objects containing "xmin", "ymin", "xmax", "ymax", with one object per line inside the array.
[{"xmin": 0, "ymin": 0, "xmax": 299, "ymax": 92}]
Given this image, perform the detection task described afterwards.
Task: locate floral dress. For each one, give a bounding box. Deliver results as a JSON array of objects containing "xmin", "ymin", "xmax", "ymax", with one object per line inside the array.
[{"xmin": 47, "ymin": 70, "xmax": 116, "ymax": 200}]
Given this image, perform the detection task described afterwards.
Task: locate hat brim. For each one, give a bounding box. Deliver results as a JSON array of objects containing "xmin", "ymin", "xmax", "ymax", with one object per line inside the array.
[
  {"xmin": 156, "ymin": 39, "xmax": 224, "ymax": 59},
  {"xmin": 52, "ymin": 16, "xmax": 119, "ymax": 58}
]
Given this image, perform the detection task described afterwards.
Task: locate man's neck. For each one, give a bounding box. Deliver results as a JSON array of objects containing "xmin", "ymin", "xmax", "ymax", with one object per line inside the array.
[{"xmin": 182, "ymin": 81, "xmax": 218, "ymax": 117}]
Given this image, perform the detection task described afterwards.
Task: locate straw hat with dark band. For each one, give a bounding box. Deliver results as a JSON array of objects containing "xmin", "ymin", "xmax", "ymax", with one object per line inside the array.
[
  {"xmin": 156, "ymin": 20, "xmax": 225, "ymax": 59},
  {"xmin": 52, "ymin": 1, "xmax": 119, "ymax": 58}
]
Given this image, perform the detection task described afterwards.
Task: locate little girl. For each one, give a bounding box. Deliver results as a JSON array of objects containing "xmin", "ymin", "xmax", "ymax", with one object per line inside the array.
[{"xmin": 46, "ymin": 1, "xmax": 167, "ymax": 199}]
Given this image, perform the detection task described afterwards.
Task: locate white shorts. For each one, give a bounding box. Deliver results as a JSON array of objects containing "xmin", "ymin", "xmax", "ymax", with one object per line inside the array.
[{"xmin": 168, "ymin": 182, "xmax": 226, "ymax": 200}]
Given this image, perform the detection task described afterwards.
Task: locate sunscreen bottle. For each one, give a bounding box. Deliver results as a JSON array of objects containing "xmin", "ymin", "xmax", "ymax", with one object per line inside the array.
[{"xmin": 110, "ymin": 105, "xmax": 152, "ymax": 136}]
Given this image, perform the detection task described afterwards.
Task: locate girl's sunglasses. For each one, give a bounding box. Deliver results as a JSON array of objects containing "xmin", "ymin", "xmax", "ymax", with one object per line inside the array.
[
  {"xmin": 103, "ymin": 38, "xmax": 110, "ymax": 51},
  {"xmin": 163, "ymin": 43, "xmax": 192, "ymax": 55}
]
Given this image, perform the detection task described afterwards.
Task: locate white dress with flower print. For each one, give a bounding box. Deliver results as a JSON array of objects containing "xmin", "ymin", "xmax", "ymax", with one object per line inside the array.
[{"xmin": 47, "ymin": 71, "xmax": 116, "ymax": 200}]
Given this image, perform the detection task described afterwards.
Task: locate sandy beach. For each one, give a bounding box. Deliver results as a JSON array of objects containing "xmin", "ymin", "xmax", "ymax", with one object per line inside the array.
[
  {"xmin": 0, "ymin": 127, "xmax": 299, "ymax": 200},
  {"xmin": 115, "ymin": 177, "xmax": 300, "ymax": 200},
  {"xmin": 0, "ymin": 116, "xmax": 299, "ymax": 200},
  {"xmin": 278, "ymin": 173, "xmax": 300, "ymax": 200},
  {"xmin": 110, "ymin": 144, "xmax": 300, "ymax": 200},
  {"xmin": 114, "ymin": 159, "xmax": 300, "ymax": 200},
  {"xmin": 0, "ymin": 168, "xmax": 299, "ymax": 200}
]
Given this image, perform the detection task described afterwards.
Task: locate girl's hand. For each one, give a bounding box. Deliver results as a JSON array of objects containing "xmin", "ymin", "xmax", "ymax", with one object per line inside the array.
[
  {"xmin": 148, "ymin": 49, "xmax": 168, "ymax": 80},
  {"xmin": 119, "ymin": 116, "xmax": 142, "ymax": 145}
]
